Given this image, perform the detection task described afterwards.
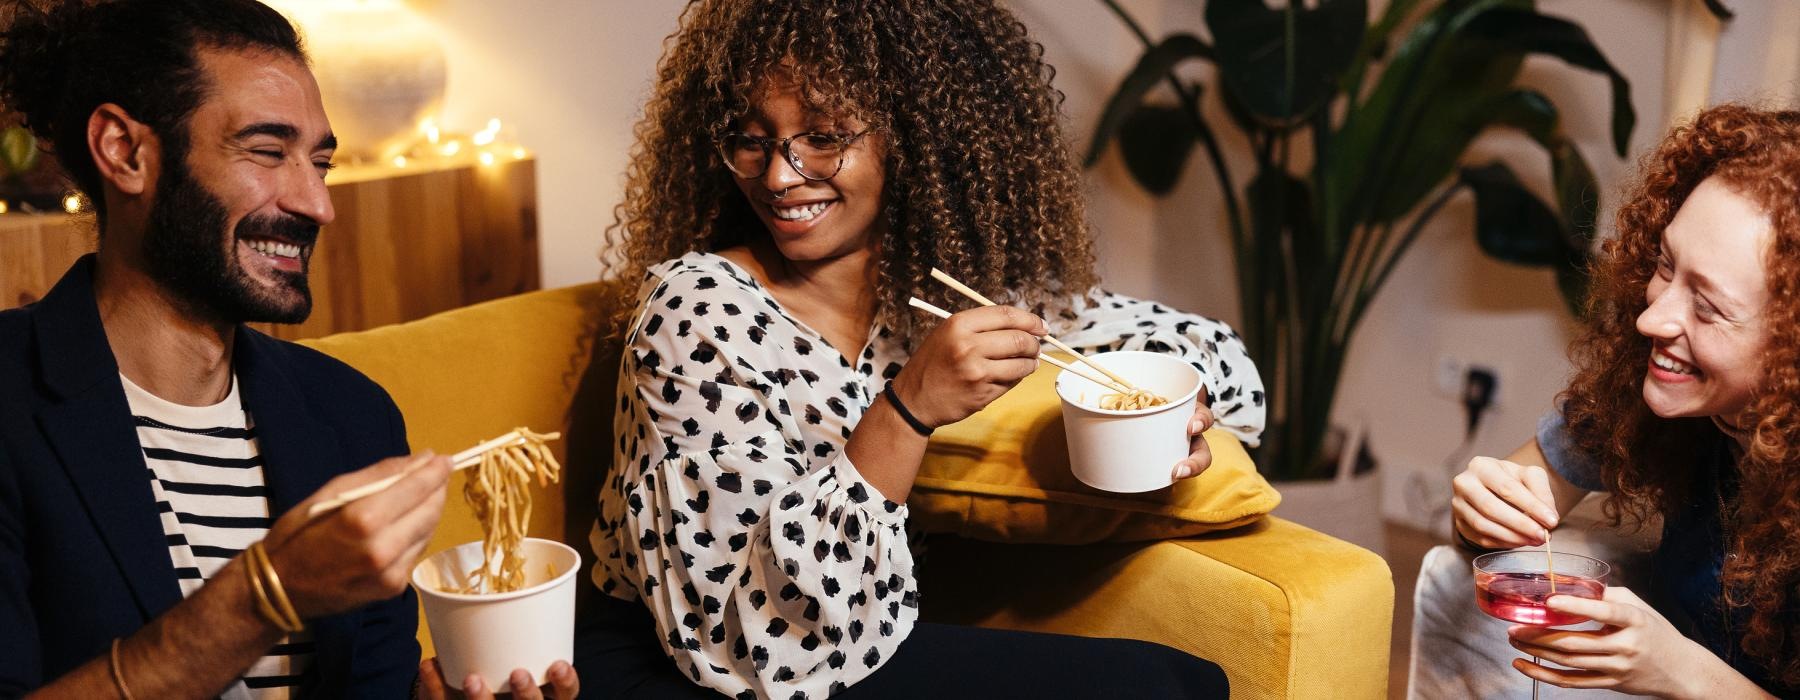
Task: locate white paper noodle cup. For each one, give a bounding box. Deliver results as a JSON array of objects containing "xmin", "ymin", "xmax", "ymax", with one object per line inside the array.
[
  {"xmin": 1054, "ymin": 350, "xmax": 1203, "ymax": 493},
  {"xmin": 412, "ymin": 537, "xmax": 578, "ymax": 692}
]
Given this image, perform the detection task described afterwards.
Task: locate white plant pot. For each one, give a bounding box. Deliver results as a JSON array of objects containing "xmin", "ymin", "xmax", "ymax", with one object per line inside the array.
[{"xmin": 1271, "ymin": 422, "xmax": 1385, "ymax": 557}]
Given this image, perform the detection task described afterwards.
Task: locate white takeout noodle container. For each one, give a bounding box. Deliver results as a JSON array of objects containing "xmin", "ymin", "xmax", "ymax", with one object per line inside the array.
[
  {"xmin": 412, "ymin": 537, "xmax": 579, "ymax": 692},
  {"xmin": 1054, "ymin": 350, "xmax": 1203, "ymax": 493}
]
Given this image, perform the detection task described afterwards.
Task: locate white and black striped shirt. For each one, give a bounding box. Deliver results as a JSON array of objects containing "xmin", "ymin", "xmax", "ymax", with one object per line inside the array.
[{"xmin": 122, "ymin": 374, "xmax": 313, "ymax": 699}]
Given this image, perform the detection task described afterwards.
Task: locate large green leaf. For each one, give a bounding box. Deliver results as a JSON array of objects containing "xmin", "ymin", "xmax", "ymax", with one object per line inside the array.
[
  {"xmin": 1340, "ymin": 0, "xmax": 1428, "ymax": 99},
  {"xmin": 1205, "ymin": 0, "xmax": 1368, "ymax": 125},
  {"xmin": 1247, "ymin": 168, "xmax": 1327, "ymax": 319},
  {"xmin": 1460, "ymin": 162, "xmax": 1573, "ymax": 266},
  {"xmin": 1084, "ymin": 33, "xmax": 1212, "ymax": 167},
  {"xmin": 1461, "ymin": 7, "xmax": 1635, "ymax": 156},
  {"xmin": 1482, "ymin": 88, "xmax": 1601, "ymax": 248},
  {"xmin": 1360, "ymin": 47, "xmax": 1525, "ymax": 223},
  {"xmin": 1324, "ymin": 0, "xmax": 1525, "ymax": 232},
  {"xmin": 1117, "ymin": 105, "xmax": 1197, "ymax": 195}
]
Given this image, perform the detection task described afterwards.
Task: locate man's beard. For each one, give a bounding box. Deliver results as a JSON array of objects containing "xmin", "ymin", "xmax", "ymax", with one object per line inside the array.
[{"xmin": 142, "ymin": 156, "xmax": 321, "ymax": 325}]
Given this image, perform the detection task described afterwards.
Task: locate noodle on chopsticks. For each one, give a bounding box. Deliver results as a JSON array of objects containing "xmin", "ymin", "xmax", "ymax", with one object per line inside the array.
[{"xmin": 457, "ymin": 428, "xmax": 562, "ymax": 594}]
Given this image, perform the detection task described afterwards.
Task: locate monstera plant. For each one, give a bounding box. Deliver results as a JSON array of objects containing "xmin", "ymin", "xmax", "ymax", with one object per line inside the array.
[{"xmin": 1087, "ymin": 0, "xmax": 1636, "ymax": 481}]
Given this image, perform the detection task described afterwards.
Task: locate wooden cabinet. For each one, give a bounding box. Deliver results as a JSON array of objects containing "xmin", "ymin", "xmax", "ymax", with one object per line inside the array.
[{"xmin": 0, "ymin": 158, "xmax": 540, "ymax": 340}]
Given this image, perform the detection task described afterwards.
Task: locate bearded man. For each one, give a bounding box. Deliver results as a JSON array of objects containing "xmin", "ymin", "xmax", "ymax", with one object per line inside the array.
[{"xmin": 0, "ymin": 1, "xmax": 454, "ymax": 697}]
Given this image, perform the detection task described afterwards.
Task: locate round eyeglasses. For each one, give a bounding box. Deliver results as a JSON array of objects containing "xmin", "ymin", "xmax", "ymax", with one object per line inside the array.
[{"xmin": 713, "ymin": 129, "xmax": 873, "ymax": 181}]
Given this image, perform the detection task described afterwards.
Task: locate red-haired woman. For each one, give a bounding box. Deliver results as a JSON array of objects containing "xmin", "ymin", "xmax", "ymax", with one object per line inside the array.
[{"xmin": 1450, "ymin": 104, "xmax": 1800, "ymax": 698}]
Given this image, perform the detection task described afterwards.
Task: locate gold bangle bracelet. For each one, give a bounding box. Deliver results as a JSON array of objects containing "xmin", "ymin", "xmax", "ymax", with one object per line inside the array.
[
  {"xmin": 243, "ymin": 548, "xmax": 289, "ymax": 632},
  {"xmin": 109, "ymin": 637, "xmax": 136, "ymax": 700},
  {"xmin": 244, "ymin": 544, "xmax": 303, "ymax": 633},
  {"xmin": 249, "ymin": 542, "xmax": 305, "ymax": 632}
]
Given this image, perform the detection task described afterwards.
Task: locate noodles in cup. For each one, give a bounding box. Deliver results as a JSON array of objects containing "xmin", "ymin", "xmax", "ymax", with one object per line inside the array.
[
  {"xmin": 458, "ymin": 428, "xmax": 563, "ymax": 594},
  {"xmin": 1097, "ymin": 388, "xmax": 1168, "ymax": 411}
]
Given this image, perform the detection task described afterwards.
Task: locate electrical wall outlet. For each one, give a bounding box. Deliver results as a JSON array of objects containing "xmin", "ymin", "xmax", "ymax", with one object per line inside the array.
[{"xmin": 1434, "ymin": 354, "xmax": 1502, "ymax": 406}]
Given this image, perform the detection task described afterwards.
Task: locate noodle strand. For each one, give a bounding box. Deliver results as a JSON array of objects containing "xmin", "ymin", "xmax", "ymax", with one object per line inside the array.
[{"xmin": 456, "ymin": 428, "xmax": 563, "ymax": 594}]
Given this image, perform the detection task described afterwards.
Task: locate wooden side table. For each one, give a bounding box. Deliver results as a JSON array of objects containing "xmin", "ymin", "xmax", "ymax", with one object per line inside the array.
[{"xmin": 0, "ymin": 157, "xmax": 540, "ymax": 340}]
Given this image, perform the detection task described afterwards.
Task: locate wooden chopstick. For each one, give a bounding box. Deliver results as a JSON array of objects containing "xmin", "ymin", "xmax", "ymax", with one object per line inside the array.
[
  {"xmin": 906, "ymin": 297, "xmax": 1134, "ymax": 395},
  {"xmin": 304, "ymin": 429, "xmax": 537, "ymax": 517},
  {"xmin": 925, "ymin": 269, "xmax": 1144, "ymax": 394}
]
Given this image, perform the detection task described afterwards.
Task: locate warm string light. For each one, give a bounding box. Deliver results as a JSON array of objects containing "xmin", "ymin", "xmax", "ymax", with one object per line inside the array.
[
  {"xmin": 0, "ymin": 200, "xmax": 10, "ymax": 215},
  {"xmin": 62, "ymin": 193, "xmax": 84, "ymax": 214},
  {"xmin": 471, "ymin": 118, "xmax": 501, "ymax": 146},
  {"xmin": 342, "ymin": 116, "xmax": 528, "ymax": 174}
]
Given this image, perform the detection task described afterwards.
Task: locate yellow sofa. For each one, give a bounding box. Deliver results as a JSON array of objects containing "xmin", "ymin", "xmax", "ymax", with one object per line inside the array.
[{"xmin": 300, "ymin": 283, "xmax": 1393, "ymax": 699}]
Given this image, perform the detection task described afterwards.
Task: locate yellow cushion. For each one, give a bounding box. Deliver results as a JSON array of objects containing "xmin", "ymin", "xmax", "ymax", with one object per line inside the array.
[
  {"xmin": 920, "ymin": 517, "xmax": 1394, "ymax": 699},
  {"xmin": 911, "ymin": 361, "xmax": 1281, "ymax": 543}
]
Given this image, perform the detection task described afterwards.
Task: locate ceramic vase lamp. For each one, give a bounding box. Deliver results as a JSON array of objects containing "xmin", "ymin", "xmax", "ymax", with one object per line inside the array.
[{"xmin": 268, "ymin": 0, "xmax": 447, "ymax": 164}]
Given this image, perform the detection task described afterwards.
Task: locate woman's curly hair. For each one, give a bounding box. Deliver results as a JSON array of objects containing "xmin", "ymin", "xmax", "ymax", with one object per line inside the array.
[
  {"xmin": 1561, "ymin": 103, "xmax": 1800, "ymax": 687},
  {"xmin": 601, "ymin": 0, "xmax": 1095, "ymax": 345}
]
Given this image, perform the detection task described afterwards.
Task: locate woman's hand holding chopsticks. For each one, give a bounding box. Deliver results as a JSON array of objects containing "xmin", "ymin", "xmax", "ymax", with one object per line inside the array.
[
  {"xmin": 886, "ymin": 304, "xmax": 1047, "ymax": 432},
  {"xmin": 915, "ymin": 268, "xmax": 1220, "ymax": 482}
]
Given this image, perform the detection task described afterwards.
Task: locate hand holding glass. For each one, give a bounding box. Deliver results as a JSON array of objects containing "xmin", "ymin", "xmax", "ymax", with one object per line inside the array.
[{"xmin": 1473, "ymin": 550, "xmax": 1610, "ymax": 697}]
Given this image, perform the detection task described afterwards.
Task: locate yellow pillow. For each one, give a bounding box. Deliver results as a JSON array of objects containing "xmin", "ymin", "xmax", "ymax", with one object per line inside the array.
[{"xmin": 910, "ymin": 361, "xmax": 1279, "ymax": 544}]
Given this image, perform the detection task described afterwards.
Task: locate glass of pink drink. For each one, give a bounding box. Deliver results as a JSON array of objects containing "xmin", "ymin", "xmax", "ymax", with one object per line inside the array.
[{"xmin": 1473, "ymin": 550, "xmax": 1611, "ymax": 697}]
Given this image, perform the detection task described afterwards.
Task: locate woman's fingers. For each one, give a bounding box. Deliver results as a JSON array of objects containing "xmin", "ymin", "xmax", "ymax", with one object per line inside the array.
[
  {"xmin": 972, "ymin": 329, "xmax": 1043, "ymax": 361},
  {"xmin": 1546, "ymin": 590, "xmax": 1642, "ymax": 628},
  {"xmin": 1450, "ymin": 497, "xmax": 1533, "ymax": 549},
  {"xmin": 1477, "ymin": 460, "xmax": 1556, "ymax": 533},
  {"xmin": 1189, "ymin": 403, "xmax": 1214, "ymax": 434},
  {"xmin": 1508, "ymin": 625, "xmax": 1616, "ymax": 655},
  {"xmin": 1174, "ymin": 436, "xmax": 1213, "ymax": 479},
  {"xmin": 1519, "ymin": 464, "xmax": 1560, "ymax": 528},
  {"xmin": 1510, "ymin": 636, "xmax": 1621, "ymax": 674},
  {"xmin": 1513, "ymin": 658, "xmax": 1618, "ymax": 689},
  {"xmin": 1454, "ymin": 468, "xmax": 1548, "ymax": 543}
]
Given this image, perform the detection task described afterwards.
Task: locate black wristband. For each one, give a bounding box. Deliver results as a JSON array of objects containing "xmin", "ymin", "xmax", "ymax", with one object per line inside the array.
[
  {"xmin": 1453, "ymin": 524, "xmax": 1506, "ymax": 554},
  {"xmin": 882, "ymin": 383, "xmax": 933, "ymax": 437}
]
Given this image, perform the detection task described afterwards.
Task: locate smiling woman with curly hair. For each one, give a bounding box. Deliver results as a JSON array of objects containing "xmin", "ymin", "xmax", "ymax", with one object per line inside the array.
[
  {"xmin": 1450, "ymin": 104, "xmax": 1800, "ymax": 698},
  {"xmin": 580, "ymin": 1, "xmax": 1262, "ymax": 697}
]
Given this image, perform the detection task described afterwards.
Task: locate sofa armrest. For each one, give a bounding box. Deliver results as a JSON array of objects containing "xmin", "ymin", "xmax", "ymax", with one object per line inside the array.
[{"xmin": 918, "ymin": 517, "xmax": 1392, "ymax": 699}]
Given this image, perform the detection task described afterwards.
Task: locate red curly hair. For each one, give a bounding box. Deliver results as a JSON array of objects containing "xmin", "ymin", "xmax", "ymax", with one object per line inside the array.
[{"xmin": 1561, "ymin": 104, "xmax": 1800, "ymax": 686}]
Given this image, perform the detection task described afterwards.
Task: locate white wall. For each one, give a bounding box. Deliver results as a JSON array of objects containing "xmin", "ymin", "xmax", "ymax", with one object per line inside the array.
[{"xmin": 413, "ymin": 0, "xmax": 686, "ymax": 287}]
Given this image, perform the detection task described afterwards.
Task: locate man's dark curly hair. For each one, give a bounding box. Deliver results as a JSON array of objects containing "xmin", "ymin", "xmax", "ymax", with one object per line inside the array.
[
  {"xmin": 603, "ymin": 0, "xmax": 1097, "ymax": 345},
  {"xmin": 0, "ymin": 0, "xmax": 305, "ymax": 227}
]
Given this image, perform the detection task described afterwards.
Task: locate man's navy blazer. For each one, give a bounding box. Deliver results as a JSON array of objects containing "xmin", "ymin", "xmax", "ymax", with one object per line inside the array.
[{"xmin": 0, "ymin": 257, "xmax": 420, "ymax": 697}]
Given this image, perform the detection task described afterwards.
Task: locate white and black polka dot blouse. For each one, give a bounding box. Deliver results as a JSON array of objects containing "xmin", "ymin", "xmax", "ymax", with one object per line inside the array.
[{"xmin": 589, "ymin": 252, "xmax": 1265, "ymax": 699}]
